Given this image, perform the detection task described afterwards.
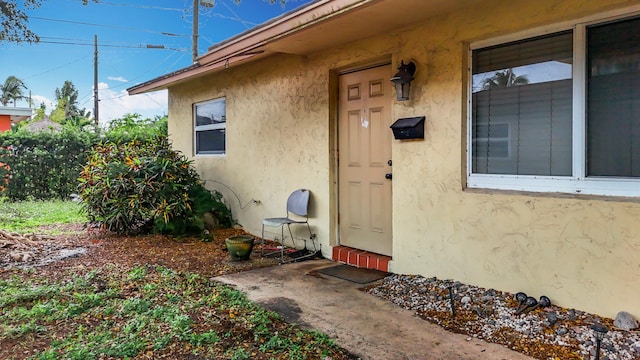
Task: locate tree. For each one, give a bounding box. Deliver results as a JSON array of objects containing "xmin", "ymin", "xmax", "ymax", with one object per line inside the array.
[
  {"xmin": 61, "ymin": 112, "xmax": 93, "ymax": 131},
  {"xmin": 0, "ymin": 0, "xmax": 40, "ymax": 43},
  {"xmin": 1, "ymin": 0, "xmax": 96, "ymax": 44},
  {"xmin": 0, "ymin": 75, "xmax": 27, "ymax": 106},
  {"xmin": 32, "ymin": 102, "xmax": 46, "ymax": 121},
  {"xmin": 482, "ymin": 68, "xmax": 529, "ymax": 90},
  {"xmin": 105, "ymin": 113, "xmax": 167, "ymax": 142},
  {"xmin": 54, "ymin": 80, "xmax": 82, "ymax": 119}
]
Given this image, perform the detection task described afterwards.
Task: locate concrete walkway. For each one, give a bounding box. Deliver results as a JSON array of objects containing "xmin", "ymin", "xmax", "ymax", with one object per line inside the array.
[{"xmin": 215, "ymin": 259, "xmax": 534, "ymax": 360}]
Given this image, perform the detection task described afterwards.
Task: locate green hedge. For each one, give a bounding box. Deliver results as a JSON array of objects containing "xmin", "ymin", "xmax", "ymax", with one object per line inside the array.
[
  {"xmin": 0, "ymin": 130, "xmax": 94, "ymax": 200},
  {"xmin": 0, "ymin": 115, "xmax": 168, "ymax": 201}
]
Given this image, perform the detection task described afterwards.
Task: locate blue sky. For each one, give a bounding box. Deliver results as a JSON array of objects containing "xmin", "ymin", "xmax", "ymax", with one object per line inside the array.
[{"xmin": 0, "ymin": 0, "xmax": 312, "ymax": 125}]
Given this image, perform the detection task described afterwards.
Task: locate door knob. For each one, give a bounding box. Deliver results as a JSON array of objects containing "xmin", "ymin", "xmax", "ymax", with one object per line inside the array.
[{"xmin": 385, "ymin": 173, "xmax": 392, "ymax": 180}]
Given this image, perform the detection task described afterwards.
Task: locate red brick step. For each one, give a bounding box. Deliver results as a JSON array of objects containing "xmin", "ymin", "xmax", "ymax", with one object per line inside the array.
[{"xmin": 331, "ymin": 246, "xmax": 391, "ymax": 272}]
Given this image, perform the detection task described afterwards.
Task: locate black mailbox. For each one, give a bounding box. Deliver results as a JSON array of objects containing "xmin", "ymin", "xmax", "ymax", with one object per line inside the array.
[{"xmin": 390, "ymin": 116, "xmax": 425, "ymax": 140}]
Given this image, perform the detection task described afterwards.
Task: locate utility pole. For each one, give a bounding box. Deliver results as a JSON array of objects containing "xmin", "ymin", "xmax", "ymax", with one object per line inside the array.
[
  {"xmin": 93, "ymin": 34, "xmax": 99, "ymax": 129},
  {"xmin": 192, "ymin": 0, "xmax": 215, "ymax": 63},
  {"xmin": 192, "ymin": 0, "xmax": 198, "ymax": 63}
]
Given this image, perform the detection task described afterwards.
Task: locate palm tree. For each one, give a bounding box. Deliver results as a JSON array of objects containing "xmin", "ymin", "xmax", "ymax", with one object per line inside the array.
[
  {"xmin": 0, "ymin": 76, "xmax": 27, "ymax": 106},
  {"xmin": 482, "ymin": 68, "xmax": 529, "ymax": 90},
  {"xmin": 55, "ymin": 80, "xmax": 81, "ymax": 118}
]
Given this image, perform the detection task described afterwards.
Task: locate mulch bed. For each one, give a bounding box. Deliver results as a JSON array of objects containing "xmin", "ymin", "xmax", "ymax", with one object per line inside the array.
[{"xmin": 0, "ymin": 225, "xmax": 282, "ymax": 278}]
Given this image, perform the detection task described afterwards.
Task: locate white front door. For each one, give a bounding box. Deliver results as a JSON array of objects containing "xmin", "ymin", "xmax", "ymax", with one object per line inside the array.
[{"xmin": 338, "ymin": 65, "xmax": 393, "ymax": 256}]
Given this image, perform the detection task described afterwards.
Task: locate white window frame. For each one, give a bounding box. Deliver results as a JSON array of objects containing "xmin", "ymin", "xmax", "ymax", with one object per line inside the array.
[
  {"xmin": 194, "ymin": 97, "xmax": 226, "ymax": 156},
  {"xmin": 467, "ymin": 7, "xmax": 640, "ymax": 197}
]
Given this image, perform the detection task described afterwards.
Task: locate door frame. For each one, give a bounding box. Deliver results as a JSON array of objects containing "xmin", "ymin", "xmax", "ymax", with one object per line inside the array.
[{"xmin": 329, "ymin": 57, "xmax": 393, "ymax": 253}]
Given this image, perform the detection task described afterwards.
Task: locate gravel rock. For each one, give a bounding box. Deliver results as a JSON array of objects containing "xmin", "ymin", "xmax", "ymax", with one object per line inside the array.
[
  {"xmin": 614, "ymin": 311, "xmax": 639, "ymax": 331},
  {"xmin": 480, "ymin": 295, "xmax": 494, "ymax": 303},
  {"xmin": 366, "ymin": 274, "xmax": 640, "ymax": 360}
]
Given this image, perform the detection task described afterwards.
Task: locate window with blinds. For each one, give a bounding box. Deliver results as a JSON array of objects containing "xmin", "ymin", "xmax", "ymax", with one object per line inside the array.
[
  {"xmin": 468, "ymin": 13, "xmax": 640, "ymax": 196},
  {"xmin": 472, "ymin": 32, "xmax": 573, "ymax": 176}
]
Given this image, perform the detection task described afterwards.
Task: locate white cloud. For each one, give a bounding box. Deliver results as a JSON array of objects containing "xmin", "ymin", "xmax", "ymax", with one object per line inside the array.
[
  {"xmin": 29, "ymin": 95, "xmax": 55, "ymax": 112},
  {"xmin": 107, "ymin": 76, "xmax": 128, "ymax": 83},
  {"xmin": 97, "ymin": 82, "xmax": 167, "ymax": 127}
]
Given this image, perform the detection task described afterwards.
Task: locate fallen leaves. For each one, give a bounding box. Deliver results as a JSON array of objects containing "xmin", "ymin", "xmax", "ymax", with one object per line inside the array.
[
  {"xmin": 0, "ymin": 224, "xmax": 356, "ymax": 360},
  {"xmin": 0, "ymin": 229, "xmax": 58, "ymax": 263}
]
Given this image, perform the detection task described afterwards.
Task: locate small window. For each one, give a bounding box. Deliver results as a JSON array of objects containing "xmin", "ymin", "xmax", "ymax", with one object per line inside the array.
[{"xmin": 194, "ymin": 98, "xmax": 226, "ymax": 155}]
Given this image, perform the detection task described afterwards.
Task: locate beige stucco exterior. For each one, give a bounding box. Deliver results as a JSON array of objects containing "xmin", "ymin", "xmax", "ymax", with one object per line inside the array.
[{"xmin": 155, "ymin": 0, "xmax": 640, "ymax": 319}]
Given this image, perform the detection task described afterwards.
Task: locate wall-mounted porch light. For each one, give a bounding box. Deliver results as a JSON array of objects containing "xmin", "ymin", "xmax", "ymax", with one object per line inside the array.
[{"xmin": 390, "ymin": 60, "xmax": 416, "ymax": 101}]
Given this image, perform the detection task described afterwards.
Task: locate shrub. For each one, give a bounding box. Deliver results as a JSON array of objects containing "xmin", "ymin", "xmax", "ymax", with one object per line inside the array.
[
  {"xmin": 0, "ymin": 129, "xmax": 94, "ymax": 200},
  {"xmin": 102, "ymin": 113, "xmax": 167, "ymax": 144},
  {"xmin": 0, "ymin": 114, "xmax": 168, "ymax": 201},
  {"xmin": 79, "ymin": 136, "xmax": 233, "ymax": 235}
]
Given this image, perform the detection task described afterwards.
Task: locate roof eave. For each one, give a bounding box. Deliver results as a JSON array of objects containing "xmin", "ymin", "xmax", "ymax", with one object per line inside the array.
[
  {"xmin": 127, "ymin": 63, "xmax": 201, "ymax": 95},
  {"xmin": 127, "ymin": 0, "xmax": 375, "ymax": 95},
  {"xmin": 197, "ymin": 0, "xmax": 374, "ymax": 66},
  {"xmin": 0, "ymin": 106, "xmax": 33, "ymax": 123}
]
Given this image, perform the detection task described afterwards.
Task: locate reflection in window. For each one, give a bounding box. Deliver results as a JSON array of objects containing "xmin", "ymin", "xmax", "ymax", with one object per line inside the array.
[
  {"xmin": 473, "ymin": 123, "xmax": 510, "ymax": 159},
  {"xmin": 194, "ymin": 98, "xmax": 226, "ymax": 155},
  {"xmin": 472, "ymin": 31, "xmax": 573, "ymax": 176},
  {"xmin": 469, "ymin": 15, "xmax": 640, "ymax": 196}
]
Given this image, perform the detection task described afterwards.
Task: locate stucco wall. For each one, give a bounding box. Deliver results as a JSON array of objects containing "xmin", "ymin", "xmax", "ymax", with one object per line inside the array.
[
  {"xmin": 168, "ymin": 0, "xmax": 640, "ymax": 318},
  {"xmin": 169, "ymin": 53, "xmax": 337, "ymax": 254},
  {"xmin": 389, "ymin": 0, "xmax": 640, "ymax": 319}
]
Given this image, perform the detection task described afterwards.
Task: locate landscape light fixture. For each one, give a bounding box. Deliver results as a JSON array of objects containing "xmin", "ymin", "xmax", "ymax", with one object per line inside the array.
[
  {"xmin": 515, "ymin": 296, "xmax": 538, "ymax": 315},
  {"xmin": 515, "ymin": 292, "xmax": 527, "ymax": 307},
  {"xmin": 390, "ymin": 60, "xmax": 416, "ymax": 101},
  {"xmin": 447, "ymin": 285, "xmax": 456, "ymax": 318},
  {"xmin": 590, "ymin": 323, "xmax": 608, "ymax": 360}
]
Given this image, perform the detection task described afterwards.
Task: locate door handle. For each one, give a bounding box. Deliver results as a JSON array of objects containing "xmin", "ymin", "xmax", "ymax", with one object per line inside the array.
[{"xmin": 385, "ymin": 173, "xmax": 392, "ymax": 180}]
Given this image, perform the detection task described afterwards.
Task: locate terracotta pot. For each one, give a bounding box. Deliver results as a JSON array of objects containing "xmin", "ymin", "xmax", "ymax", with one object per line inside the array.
[{"xmin": 225, "ymin": 235, "xmax": 255, "ymax": 261}]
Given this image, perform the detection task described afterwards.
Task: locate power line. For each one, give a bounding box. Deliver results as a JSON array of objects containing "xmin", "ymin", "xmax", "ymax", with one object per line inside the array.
[
  {"xmin": 89, "ymin": 1, "xmax": 184, "ymax": 12},
  {"xmin": 179, "ymin": 0, "xmax": 256, "ymax": 33},
  {"xmin": 102, "ymin": 51, "xmax": 182, "ymax": 92},
  {"xmin": 142, "ymin": 93, "xmax": 165, "ymax": 107},
  {"xmin": 22, "ymin": 55, "xmax": 91, "ymax": 80},
  {"xmin": 220, "ymin": 1, "xmax": 254, "ymax": 29},
  {"xmin": 211, "ymin": 12, "xmax": 256, "ymax": 27},
  {"xmin": 67, "ymin": 0, "xmax": 184, "ymax": 12},
  {"xmin": 36, "ymin": 40, "xmax": 187, "ymax": 52},
  {"xmin": 30, "ymin": 16, "xmax": 189, "ymax": 37},
  {"xmin": 39, "ymin": 36, "xmax": 167, "ymax": 47}
]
